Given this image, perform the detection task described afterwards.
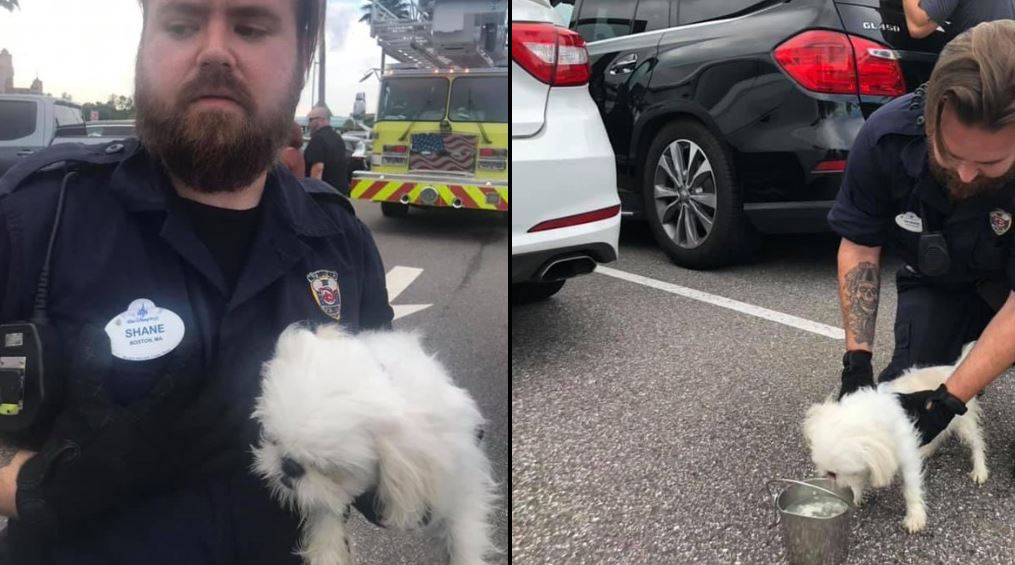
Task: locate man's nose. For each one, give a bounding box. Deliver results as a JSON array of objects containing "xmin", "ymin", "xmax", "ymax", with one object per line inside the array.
[
  {"xmin": 956, "ymin": 162, "xmax": 979, "ymax": 183},
  {"xmin": 196, "ymin": 17, "xmax": 237, "ymax": 69},
  {"xmin": 281, "ymin": 457, "xmax": 305, "ymax": 479}
]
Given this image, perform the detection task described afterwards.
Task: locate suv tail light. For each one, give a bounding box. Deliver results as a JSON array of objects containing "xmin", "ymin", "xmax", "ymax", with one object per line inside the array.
[
  {"xmin": 511, "ymin": 22, "xmax": 591, "ymax": 87},
  {"xmin": 773, "ymin": 30, "xmax": 905, "ymax": 97}
]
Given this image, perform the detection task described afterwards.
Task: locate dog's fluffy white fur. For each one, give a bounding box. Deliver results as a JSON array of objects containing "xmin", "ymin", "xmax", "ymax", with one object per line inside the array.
[
  {"xmin": 803, "ymin": 342, "xmax": 988, "ymax": 533},
  {"xmin": 251, "ymin": 324, "xmax": 498, "ymax": 565}
]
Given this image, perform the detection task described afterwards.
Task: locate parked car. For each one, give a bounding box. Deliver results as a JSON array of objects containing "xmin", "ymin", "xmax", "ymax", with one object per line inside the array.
[
  {"xmin": 512, "ymin": 0, "xmax": 621, "ymax": 302},
  {"xmin": 341, "ymin": 130, "xmax": 369, "ymax": 182},
  {"xmin": 83, "ymin": 120, "xmax": 135, "ymax": 139},
  {"xmin": 51, "ymin": 119, "xmax": 136, "ymax": 146},
  {"xmin": 0, "ymin": 94, "xmax": 84, "ymax": 178},
  {"xmin": 555, "ymin": 0, "xmax": 948, "ymax": 269}
]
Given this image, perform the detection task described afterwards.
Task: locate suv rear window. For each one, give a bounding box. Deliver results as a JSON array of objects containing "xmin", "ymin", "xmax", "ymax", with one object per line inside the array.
[
  {"xmin": 678, "ymin": 0, "xmax": 770, "ymax": 25},
  {"xmin": 449, "ymin": 76, "xmax": 507, "ymax": 123},
  {"xmin": 633, "ymin": 0, "xmax": 672, "ymax": 33},
  {"xmin": 574, "ymin": 0, "xmax": 634, "ymax": 41},
  {"xmin": 377, "ymin": 78, "xmax": 449, "ymax": 122},
  {"xmin": 0, "ymin": 100, "xmax": 37, "ymax": 141}
]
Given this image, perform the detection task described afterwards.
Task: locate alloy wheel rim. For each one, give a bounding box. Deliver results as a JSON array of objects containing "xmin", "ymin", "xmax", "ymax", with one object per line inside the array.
[{"xmin": 653, "ymin": 139, "xmax": 718, "ymax": 249}]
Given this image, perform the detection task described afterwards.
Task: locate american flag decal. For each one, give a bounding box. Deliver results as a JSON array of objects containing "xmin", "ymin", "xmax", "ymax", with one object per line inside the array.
[{"xmin": 409, "ymin": 133, "xmax": 477, "ymax": 172}]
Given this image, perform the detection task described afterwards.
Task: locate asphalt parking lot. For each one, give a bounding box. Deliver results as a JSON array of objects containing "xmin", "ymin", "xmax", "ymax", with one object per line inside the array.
[
  {"xmin": 512, "ymin": 221, "xmax": 1015, "ymax": 565},
  {"xmin": 351, "ymin": 201, "xmax": 509, "ymax": 564}
]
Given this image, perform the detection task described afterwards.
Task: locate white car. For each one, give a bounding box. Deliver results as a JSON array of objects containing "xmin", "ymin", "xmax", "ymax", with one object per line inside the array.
[{"xmin": 511, "ymin": 0, "xmax": 620, "ymax": 303}]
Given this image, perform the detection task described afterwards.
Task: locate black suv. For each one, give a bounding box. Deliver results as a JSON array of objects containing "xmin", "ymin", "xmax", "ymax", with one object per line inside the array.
[{"xmin": 555, "ymin": 0, "xmax": 948, "ymax": 268}]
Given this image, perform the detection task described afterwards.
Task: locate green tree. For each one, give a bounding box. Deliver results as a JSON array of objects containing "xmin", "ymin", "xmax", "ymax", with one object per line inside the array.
[
  {"xmin": 80, "ymin": 94, "xmax": 136, "ymax": 121},
  {"xmin": 359, "ymin": 0, "xmax": 409, "ymax": 23},
  {"xmin": 0, "ymin": 0, "xmax": 20, "ymax": 11}
]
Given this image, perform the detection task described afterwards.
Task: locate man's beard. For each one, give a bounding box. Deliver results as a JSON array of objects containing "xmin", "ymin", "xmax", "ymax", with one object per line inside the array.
[
  {"xmin": 928, "ymin": 146, "xmax": 1015, "ymax": 202},
  {"xmin": 135, "ymin": 64, "xmax": 300, "ymax": 193}
]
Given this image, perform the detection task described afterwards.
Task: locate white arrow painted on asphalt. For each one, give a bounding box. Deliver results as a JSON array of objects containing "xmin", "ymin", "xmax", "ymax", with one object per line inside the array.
[{"xmin": 386, "ymin": 266, "xmax": 432, "ymax": 320}]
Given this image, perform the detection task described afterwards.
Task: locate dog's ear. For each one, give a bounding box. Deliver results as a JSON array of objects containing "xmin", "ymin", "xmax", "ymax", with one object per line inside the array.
[
  {"xmin": 374, "ymin": 426, "xmax": 442, "ymax": 530},
  {"xmin": 857, "ymin": 434, "xmax": 899, "ymax": 487},
  {"xmin": 802, "ymin": 402, "xmax": 834, "ymax": 445}
]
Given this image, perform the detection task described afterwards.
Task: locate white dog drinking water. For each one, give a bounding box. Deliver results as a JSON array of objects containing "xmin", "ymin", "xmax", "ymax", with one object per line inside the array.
[
  {"xmin": 252, "ymin": 325, "xmax": 498, "ymax": 565},
  {"xmin": 803, "ymin": 343, "xmax": 988, "ymax": 533}
]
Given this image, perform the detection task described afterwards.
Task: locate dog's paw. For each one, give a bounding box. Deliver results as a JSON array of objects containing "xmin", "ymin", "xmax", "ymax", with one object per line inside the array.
[
  {"xmin": 903, "ymin": 507, "xmax": 927, "ymax": 533},
  {"xmin": 850, "ymin": 488, "xmax": 865, "ymax": 506},
  {"xmin": 970, "ymin": 466, "xmax": 989, "ymax": 485}
]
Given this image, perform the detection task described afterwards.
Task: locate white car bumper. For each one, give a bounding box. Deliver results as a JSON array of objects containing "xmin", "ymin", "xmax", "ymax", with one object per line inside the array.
[{"xmin": 511, "ymin": 85, "xmax": 620, "ymax": 283}]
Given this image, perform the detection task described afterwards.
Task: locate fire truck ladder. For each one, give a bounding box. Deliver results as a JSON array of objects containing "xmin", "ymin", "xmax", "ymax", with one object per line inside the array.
[{"xmin": 367, "ymin": 0, "xmax": 506, "ymax": 70}]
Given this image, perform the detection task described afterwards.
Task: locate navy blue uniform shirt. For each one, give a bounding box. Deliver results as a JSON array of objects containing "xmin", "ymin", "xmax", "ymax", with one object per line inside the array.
[
  {"xmin": 0, "ymin": 138, "xmax": 393, "ymax": 564},
  {"xmin": 827, "ymin": 90, "xmax": 1015, "ymax": 290},
  {"xmin": 919, "ymin": 0, "xmax": 1015, "ymax": 35}
]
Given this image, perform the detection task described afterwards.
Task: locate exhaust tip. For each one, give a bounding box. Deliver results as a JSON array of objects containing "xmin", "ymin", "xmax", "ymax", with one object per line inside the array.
[
  {"xmin": 538, "ymin": 255, "xmax": 597, "ymax": 281},
  {"xmin": 452, "ymin": 198, "xmax": 463, "ymax": 209},
  {"xmin": 399, "ymin": 194, "xmax": 410, "ymax": 204}
]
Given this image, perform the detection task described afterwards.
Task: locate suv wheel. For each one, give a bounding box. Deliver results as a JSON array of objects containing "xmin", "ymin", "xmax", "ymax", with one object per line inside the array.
[
  {"xmin": 511, "ymin": 280, "xmax": 566, "ymax": 303},
  {"xmin": 642, "ymin": 120, "xmax": 751, "ymax": 269}
]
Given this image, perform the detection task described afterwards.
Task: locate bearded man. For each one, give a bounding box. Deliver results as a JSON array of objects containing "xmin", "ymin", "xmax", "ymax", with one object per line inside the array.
[
  {"xmin": 0, "ymin": 1, "xmax": 393, "ymax": 563},
  {"xmin": 828, "ymin": 20, "xmax": 1015, "ymax": 448}
]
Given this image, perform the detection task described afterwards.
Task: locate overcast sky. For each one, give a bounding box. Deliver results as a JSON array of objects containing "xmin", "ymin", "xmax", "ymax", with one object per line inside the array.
[{"xmin": 0, "ymin": 0, "xmax": 383, "ymax": 117}]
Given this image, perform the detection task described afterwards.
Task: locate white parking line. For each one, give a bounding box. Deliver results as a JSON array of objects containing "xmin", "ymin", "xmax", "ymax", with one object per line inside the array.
[
  {"xmin": 386, "ymin": 266, "xmax": 432, "ymax": 321},
  {"xmin": 595, "ymin": 266, "xmax": 845, "ymax": 340}
]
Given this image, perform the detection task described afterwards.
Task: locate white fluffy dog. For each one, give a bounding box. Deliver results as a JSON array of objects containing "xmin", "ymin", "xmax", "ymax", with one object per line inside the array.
[
  {"xmin": 251, "ymin": 324, "xmax": 498, "ymax": 565},
  {"xmin": 803, "ymin": 343, "xmax": 988, "ymax": 533}
]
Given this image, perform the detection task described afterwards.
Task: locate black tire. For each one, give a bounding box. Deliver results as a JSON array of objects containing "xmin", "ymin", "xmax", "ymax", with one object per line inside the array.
[
  {"xmin": 381, "ymin": 202, "xmax": 409, "ymax": 218},
  {"xmin": 641, "ymin": 119, "xmax": 753, "ymax": 269},
  {"xmin": 511, "ymin": 280, "xmax": 566, "ymax": 304}
]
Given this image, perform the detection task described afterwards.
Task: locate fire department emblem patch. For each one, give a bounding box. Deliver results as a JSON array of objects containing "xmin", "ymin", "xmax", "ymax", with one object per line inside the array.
[
  {"xmin": 307, "ymin": 270, "xmax": 341, "ymax": 321},
  {"xmin": 990, "ymin": 209, "xmax": 1012, "ymax": 236}
]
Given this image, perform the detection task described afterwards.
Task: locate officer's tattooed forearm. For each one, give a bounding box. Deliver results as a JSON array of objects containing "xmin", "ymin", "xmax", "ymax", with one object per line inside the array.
[{"xmin": 844, "ymin": 261, "xmax": 880, "ymax": 346}]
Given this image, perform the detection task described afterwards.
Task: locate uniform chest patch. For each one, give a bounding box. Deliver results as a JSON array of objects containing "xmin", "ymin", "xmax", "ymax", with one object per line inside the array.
[
  {"xmin": 990, "ymin": 209, "xmax": 1012, "ymax": 236},
  {"xmin": 307, "ymin": 270, "xmax": 342, "ymax": 321}
]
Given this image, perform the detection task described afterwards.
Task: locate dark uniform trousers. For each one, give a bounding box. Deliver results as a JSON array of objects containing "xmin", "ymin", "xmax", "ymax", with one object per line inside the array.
[
  {"xmin": 0, "ymin": 139, "xmax": 394, "ymax": 564},
  {"xmin": 878, "ymin": 270, "xmax": 999, "ymax": 383},
  {"xmin": 828, "ymin": 87, "xmax": 1015, "ymax": 384}
]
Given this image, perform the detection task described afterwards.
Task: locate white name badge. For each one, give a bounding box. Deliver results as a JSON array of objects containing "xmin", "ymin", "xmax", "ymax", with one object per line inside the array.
[
  {"xmin": 895, "ymin": 212, "xmax": 923, "ymax": 233},
  {"xmin": 103, "ymin": 299, "xmax": 185, "ymax": 361}
]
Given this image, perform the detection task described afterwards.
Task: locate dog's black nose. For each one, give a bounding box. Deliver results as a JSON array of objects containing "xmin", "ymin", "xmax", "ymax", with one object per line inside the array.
[{"xmin": 281, "ymin": 457, "xmax": 305, "ymax": 479}]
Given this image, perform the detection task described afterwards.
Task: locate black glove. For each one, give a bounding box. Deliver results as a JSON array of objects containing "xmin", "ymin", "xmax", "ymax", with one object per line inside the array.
[
  {"xmin": 838, "ymin": 350, "xmax": 875, "ymax": 400},
  {"xmin": 896, "ymin": 384, "xmax": 967, "ymax": 445},
  {"xmin": 14, "ymin": 324, "xmax": 202, "ymax": 537}
]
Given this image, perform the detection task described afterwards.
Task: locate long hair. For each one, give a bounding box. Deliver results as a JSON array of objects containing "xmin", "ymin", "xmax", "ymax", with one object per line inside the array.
[{"xmin": 925, "ymin": 20, "xmax": 1015, "ymax": 160}]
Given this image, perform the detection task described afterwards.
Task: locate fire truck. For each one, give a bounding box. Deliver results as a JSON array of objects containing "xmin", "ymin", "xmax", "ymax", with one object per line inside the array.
[{"xmin": 350, "ymin": 0, "xmax": 508, "ymax": 217}]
